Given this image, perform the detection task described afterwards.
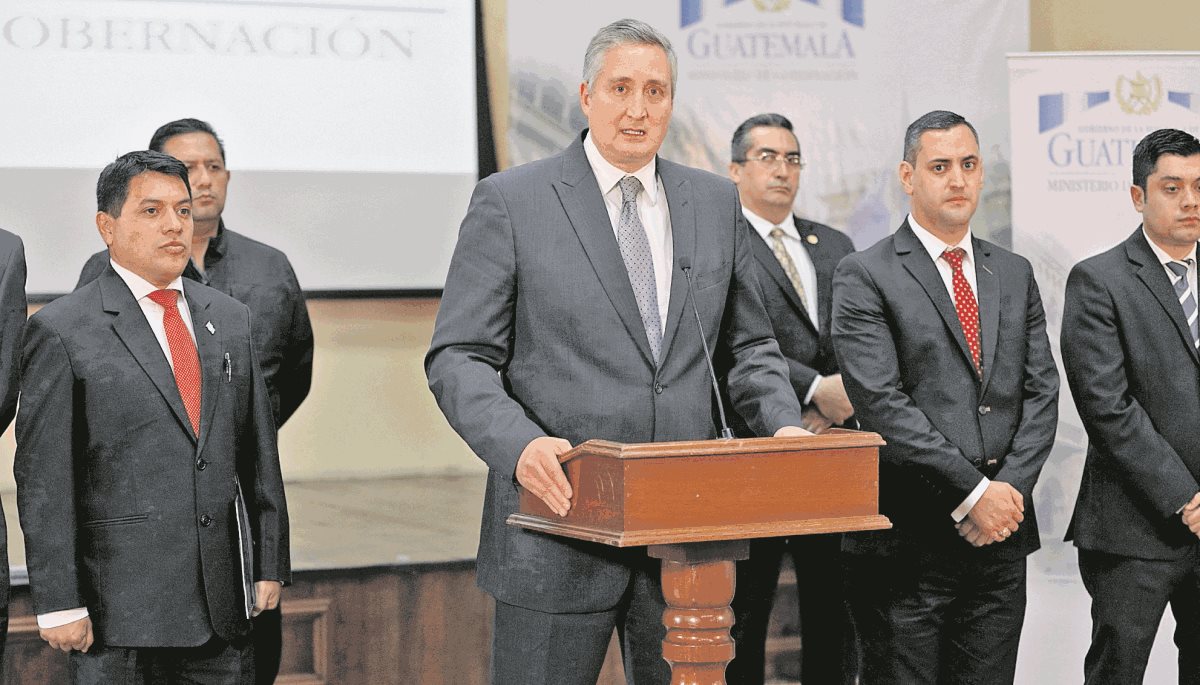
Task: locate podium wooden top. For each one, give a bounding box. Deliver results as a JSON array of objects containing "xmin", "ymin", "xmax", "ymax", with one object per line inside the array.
[
  {"xmin": 512, "ymin": 429, "xmax": 891, "ymax": 547},
  {"xmin": 557, "ymin": 430, "xmax": 886, "ymax": 463}
]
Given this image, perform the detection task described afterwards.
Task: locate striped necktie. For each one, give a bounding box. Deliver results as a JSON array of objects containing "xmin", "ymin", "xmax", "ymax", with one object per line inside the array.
[{"xmin": 1165, "ymin": 260, "xmax": 1199, "ymax": 349}]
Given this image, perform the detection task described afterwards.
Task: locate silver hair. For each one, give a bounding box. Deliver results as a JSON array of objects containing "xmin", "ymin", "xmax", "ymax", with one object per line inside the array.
[{"xmin": 582, "ymin": 18, "xmax": 678, "ymax": 95}]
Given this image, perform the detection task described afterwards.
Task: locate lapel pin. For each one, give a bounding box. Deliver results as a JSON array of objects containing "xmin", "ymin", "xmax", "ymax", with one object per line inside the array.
[
  {"xmin": 806, "ymin": 234, "xmax": 819, "ymax": 245},
  {"xmin": 205, "ymin": 321, "xmax": 216, "ymax": 335}
]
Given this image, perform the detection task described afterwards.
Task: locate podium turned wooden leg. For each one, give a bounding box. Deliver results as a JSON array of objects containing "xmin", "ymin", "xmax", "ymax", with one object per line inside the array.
[{"xmin": 648, "ymin": 541, "xmax": 750, "ymax": 685}]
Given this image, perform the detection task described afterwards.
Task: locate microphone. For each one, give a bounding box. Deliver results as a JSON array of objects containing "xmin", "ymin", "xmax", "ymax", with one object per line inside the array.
[{"xmin": 679, "ymin": 258, "xmax": 734, "ymax": 440}]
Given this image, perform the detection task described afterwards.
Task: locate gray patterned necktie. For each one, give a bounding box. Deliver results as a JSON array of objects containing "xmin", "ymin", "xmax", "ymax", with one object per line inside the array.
[
  {"xmin": 616, "ymin": 176, "xmax": 662, "ymax": 363},
  {"xmin": 768, "ymin": 227, "xmax": 809, "ymax": 307},
  {"xmin": 1166, "ymin": 260, "xmax": 1199, "ymax": 349}
]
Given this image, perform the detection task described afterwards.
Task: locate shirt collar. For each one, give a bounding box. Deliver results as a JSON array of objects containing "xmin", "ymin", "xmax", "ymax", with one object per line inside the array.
[
  {"xmin": 742, "ymin": 206, "xmax": 798, "ymax": 242},
  {"xmin": 908, "ymin": 213, "xmax": 974, "ymax": 265},
  {"xmin": 109, "ymin": 259, "xmax": 187, "ymax": 303},
  {"xmin": 1142, "ymin": 225, "xmax": 1198, "ymax": 266},
  {"xmin": 584, "ymin": 132, "xmax": 660, "ymax": 206}
]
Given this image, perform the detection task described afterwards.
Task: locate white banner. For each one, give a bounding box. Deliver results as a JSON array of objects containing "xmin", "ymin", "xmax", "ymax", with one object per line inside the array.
[
  {"xmin": 1010, "ymin": 51, "xmax": 1200, "ymax": 683},
  {"xmin": 507, "ymin": 0, "xmax": 1026, "ymax": 247}
]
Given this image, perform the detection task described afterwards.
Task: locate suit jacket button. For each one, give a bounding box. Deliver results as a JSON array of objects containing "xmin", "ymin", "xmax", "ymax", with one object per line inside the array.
[
  {"xmin": 654, "ymin": 383, "xmax": 663, "ymax": 395},
  {"xmin": 978, "ymin": 405, "xmax": 991, "ymax": 416},
  {"xmin": 196, "ymin": 459, "xmax": 208, "ymax": 471},
  {"xmin": 973, "ymin": 459, "xmax": 984, "ymax": 468},
  {"xmin": 199, "ymin": 514, "xmax": 213, "ymax": 527}
]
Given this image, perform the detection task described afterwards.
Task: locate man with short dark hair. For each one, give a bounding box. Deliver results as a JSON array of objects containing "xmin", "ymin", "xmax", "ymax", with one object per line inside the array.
[
  {"xmin": 77, "ymin": 118, "xmax": 313, "ymax": 428},
  {"xmin": 725, "ymin": 113, "xmax": 857, "ymax": 685},
  {"xmin": 831, "ymin": 110, "xmax": 1059, "ymax": 683},
  {"xmin": 17, "ymin": 150, "xmax": 290, "ymax": 684},
  {"xmin": 427, "ymin": 18, "xmax": 807, "ymax": 685},
  {"xmin": 0, "ymin": 226, "xmax": 27, "ymax": 668},
  {"xmin": 1062, "ymin": 128, "xmax": 1200, "ymax": 684},
  {"xmin": 75, "ymin": 119, "xmax": 312, "ymax": 683}
]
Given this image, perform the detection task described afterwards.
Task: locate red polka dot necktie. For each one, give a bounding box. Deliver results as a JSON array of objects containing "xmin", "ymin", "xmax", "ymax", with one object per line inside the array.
[
  {"xmin": 147, "ymin": 289, "xmax": 202, "ymax": 434},
  {"xmin": 941, "ymin": 248, "xmax": 982, "ymax": 375}
]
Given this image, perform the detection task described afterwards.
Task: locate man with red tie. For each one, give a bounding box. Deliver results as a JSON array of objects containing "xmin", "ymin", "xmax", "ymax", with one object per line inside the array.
[
  {"xmin": 15, "ymin": 150, "xmax": 289, "ymax": 683},
  {"xmin": 830, "ymin": 111, "xmax": 1059, "ymax": 683}
]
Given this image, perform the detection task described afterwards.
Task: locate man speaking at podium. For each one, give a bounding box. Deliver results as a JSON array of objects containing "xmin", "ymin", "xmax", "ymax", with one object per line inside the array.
[{"xmin": 426, "ymin": 18, "xmax": 806, "ymax": 685}]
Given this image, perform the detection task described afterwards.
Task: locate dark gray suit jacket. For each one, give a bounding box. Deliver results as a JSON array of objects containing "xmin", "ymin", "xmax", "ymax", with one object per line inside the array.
[
  {"xmin": 0, "ymin": 228, "xmax": 26, "ymax": 646},
  {"xmin": 1063, "ymin": 228, "xmax": 1200, "ymax": 559},
  {"xmin": 15, "ymin": 265, "xmax": 290, "ymax": 647},
  {"xmin": 831, "ymin": 220, "xmax": 1059, "ymax": 561},
  {"xmin": 426, "ymin": 132, "xmax": 804, "ymax": 613},
  {"xmin": 76, "ymin": 223, "xmax": 313, "ymax": 427},
  {"xmin": 0, "ymin": 228, "xmax": 26, "ymax": 434},
  {"xmin": 729, "ymin": 217, "xmax": 854, "ymax": 437}
]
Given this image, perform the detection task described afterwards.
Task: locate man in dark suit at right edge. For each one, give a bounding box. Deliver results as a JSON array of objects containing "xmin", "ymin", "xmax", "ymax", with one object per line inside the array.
[
  {"xmin": 1062, "ymin": 128, "xmax": 1200, "ymax": 684},
  {"xmin": 831, "ymin": 110, "xmax": 1059, "ymax": 683},
  {"xmin": 724, "ymin": 113, "xmax": 857, "ymax": 685}
]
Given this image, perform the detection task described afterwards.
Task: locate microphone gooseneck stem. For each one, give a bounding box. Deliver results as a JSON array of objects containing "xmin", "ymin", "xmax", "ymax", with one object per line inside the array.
[{"xmin": 681, "ymin": 260, "xmax": 734, "ymax": 440}]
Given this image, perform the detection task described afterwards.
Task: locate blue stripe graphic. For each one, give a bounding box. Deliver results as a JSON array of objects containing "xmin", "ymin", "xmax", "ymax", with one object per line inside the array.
[{"xmin": 1039, "ymin": 94, "xmax": 1065, "ymax": 134}]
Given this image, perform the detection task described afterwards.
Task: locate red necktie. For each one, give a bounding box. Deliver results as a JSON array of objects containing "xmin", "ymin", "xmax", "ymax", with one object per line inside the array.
[
  {"xmin": 148, "ymin": 289, "xmax": 202, "ymax": 434},
  {"xmin": 941, "ymin": 248, "xmax": 982, "ymax": 375}
]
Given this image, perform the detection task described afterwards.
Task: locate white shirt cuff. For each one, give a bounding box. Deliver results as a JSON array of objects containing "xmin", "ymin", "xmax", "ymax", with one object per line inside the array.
[
  {"xmin": 952, "ymin": 478, "xmax": 990, "ymax": 522},
  {"xmin": 803, "ymin": 375, "xmax": 822, "ymax": 405},
  {"xmin": 37, "ymin": 607, "xmax": 89, "ymax": 629}
]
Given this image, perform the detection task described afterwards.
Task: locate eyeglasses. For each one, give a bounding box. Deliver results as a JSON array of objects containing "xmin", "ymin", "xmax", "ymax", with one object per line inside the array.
[{"xmin": 735, "ymin": 151, "xmax": 805, "ymax": 169}]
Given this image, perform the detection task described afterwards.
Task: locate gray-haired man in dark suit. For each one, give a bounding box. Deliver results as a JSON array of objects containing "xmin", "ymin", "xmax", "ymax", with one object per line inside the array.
[{"xmin": 426, "ymin": 18, "xmax": 807, "ymax": 685}]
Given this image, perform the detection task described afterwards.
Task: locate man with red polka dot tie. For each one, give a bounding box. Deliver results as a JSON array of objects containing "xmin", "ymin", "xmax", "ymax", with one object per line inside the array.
[
  {"xmin": 831, "ymin": 110, "xmax": 1060, "ymax": 684},
  {"xmin": 14, "ymin": 150, "xmax": 290, "ymax": 684}
]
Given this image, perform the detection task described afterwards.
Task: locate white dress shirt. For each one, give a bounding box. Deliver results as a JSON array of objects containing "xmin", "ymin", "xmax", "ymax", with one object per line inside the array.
[
  {"xmin": 742, "ymin": 206, "xmax": 823, "ymax": 404},
  {"xmin": 37, "ymin": 260, "xmax": 197, "ymax": 630},
  {"xmin": 584, "ymin": 133, "xmax": 672, "ymax": 336},
  {"xmin": 906, "ymin": 214, "xmax": 988, "ymax": 522}
]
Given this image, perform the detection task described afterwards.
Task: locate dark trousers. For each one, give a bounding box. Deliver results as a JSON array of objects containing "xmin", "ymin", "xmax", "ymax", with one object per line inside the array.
[
  {"xmin": 727, "ymin": 534, "xmax": 857, "ymax": 685},
  {"xmin": 1078, "ymin": 547, "xmax": 1200, "ymax": 685},
  {"xmin": 68, "ymin": 635, "xmax": 255, "ymax": 685},
  {"xmin": 251, "ymin": 607, "xmax": 281, "ymax": 684},
  {"xmin": 490, "ymin": 557, "xmax": 670, "ymax": 685},
  {"xmin": 845, "ymin": 552, "xmax": 1027, "ymax": 685}
]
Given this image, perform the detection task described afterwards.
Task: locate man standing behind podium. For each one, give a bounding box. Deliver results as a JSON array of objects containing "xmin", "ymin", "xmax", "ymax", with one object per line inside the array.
[
  {"xmin": 426, "ymin": 19, "xmax": 806, "ymax": 685},
  {"xmin": 75, "ymin": 119, "xmax": 312, "ymax": 684},
  {"xmin": 831, "ymin": 111, "xmax": 1058, "ymax": 684},
  {"xmin": 16, "ymin": 151, "xmax": 289, "ymax": 683},
  {"xmin": 725, "ymin": 113, "xmax": 857, "ymax": 685},
  {"xmin": 1062, "ymin": 128, "xmax": 1200, "ymax": 683}
]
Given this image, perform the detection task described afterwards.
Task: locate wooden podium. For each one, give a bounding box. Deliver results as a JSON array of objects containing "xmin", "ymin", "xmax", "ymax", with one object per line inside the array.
[{"xmin": 508, "ymin": 430, "xmax": 890, "ymax": 685}]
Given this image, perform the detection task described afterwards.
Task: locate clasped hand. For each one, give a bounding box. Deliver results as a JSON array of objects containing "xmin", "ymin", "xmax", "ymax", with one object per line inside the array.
[{"xmin": 956, "ymin": 481, "xmax": 1023, "ymax": 547}]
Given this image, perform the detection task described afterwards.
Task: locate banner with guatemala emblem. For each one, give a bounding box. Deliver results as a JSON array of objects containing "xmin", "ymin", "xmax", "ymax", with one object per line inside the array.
[
  {"xmin": 1009, "ymin": 52, "xmax": 1200, "ymax": 683},
  {"xmin": 506, "ymin": 0, "xmax": 1027, "ymax": 248}
]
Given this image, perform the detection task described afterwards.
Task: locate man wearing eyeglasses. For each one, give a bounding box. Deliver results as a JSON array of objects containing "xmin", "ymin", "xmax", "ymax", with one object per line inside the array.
[{"xmin": 725, "ymin": 113, "xmax": 857, "ymax": 685}]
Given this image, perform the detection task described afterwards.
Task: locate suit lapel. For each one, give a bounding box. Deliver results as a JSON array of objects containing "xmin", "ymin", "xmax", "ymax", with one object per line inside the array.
[
  {"xmin": 553, "ymin": 137, "xmax": 656, "ymax": 367},
  {"xmin": 798, "ymin": 219, "xmax": 835, "ymax": 331},
  {"xmin": 657, "ymin": 158, "xmax": 695, "ymax": 362},
  {"xmin": 895, "ymin": 222, "xmax": 979, "ymax": 377},
  {"xmin": 186, "ymin": 281, "xmax": 224, "ymax": 454},
  {"xmin": 749, "ymin": 226, "xmax": 816, "ymax": 333},
  {"xmin": 101, "ymin": 267, "xmax": 196, "ymax": 441},
  {"xmin": 974, "ymin": 238, "xmax": 1001, "ymax": 394},
  {"xmin": 1127, "ymin": 230, "xmax": 1200, "ymax": 366}
]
